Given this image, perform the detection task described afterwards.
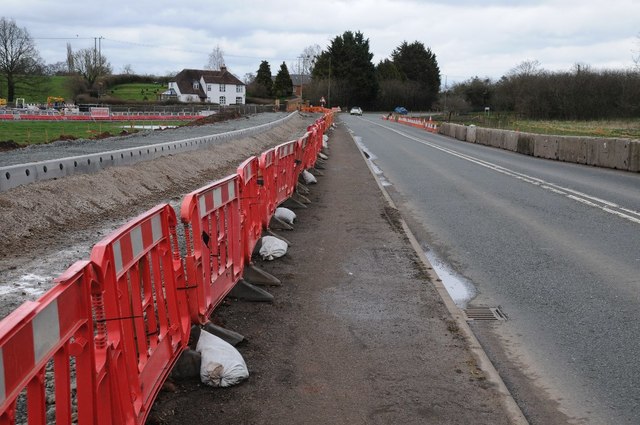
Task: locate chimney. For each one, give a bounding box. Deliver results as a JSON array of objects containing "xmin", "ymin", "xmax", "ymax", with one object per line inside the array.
[{"xmin": 220, "ymin": 65, "xmax": 227, "ymax": 73}]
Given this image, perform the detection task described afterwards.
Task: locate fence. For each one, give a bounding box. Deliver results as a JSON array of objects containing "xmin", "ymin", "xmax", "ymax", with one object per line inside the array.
[{"xmin": 0, "ymin": 110, "xmax": 333, "ymax": 424}]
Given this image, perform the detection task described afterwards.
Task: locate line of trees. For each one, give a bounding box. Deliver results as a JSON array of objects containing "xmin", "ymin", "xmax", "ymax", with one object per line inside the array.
[{"xmin": 447, "ymin": 60, "xmax": 640, "ymax": 120}]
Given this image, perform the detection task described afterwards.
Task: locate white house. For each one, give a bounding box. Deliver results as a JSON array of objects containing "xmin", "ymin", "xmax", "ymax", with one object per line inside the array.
[{"xmin": 163, "ymin": 67, "xmax": 246, "ymax": 105}]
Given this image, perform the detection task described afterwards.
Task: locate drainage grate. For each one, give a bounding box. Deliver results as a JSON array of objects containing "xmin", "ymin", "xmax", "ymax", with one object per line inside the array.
[{"xmin": 464, "ymin": 307, "xmax": 507, "ymax": 321}]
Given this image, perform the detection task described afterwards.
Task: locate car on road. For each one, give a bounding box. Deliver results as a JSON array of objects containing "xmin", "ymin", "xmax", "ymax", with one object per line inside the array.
[
  {"xmin": 350, "ymin": 106, "xmax": 363, "ymax": 116},
  {"xmin": 394, "ymin": 106, "xmax": 408, "ymax": 115}
]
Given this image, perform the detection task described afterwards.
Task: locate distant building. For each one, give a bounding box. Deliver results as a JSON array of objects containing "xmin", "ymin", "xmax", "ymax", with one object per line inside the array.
[
  {"xmin": 163, "ymin": 67, "xmax": 246, "ymax": 104},
  {"xmin": 290, "ymin": 74, "xmax": 312, "ymax": 98}
]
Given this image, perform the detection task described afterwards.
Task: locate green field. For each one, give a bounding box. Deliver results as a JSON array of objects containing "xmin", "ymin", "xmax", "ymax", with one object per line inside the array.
[
  {"xmin": 444, "ymin": 113, "xmax": 640, "ymax": 139},
  {"xmin": 0, "ymin": 120, "xmax": 188, "ymax": 146},
  {"xmin": 0, "ymin": 76, "xmax": 73, "ymax": 104},
  {"xmin": 107, "ymin": 83, "xmax": 166, "ymax": 101}
]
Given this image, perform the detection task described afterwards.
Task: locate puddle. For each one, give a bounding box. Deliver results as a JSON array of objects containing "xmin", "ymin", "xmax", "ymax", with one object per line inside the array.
[
  {"xmin": 354, "ymin": 137, "xmax": 391, "ymax": 187},
  {"xmin": 424, "ymin": 250, "xmax": 476, "ymax": 308}
]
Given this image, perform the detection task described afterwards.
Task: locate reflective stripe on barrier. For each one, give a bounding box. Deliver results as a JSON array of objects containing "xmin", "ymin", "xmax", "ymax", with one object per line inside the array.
[
  {"xmin": 237, "ymin": 156, "xmax": 263, "ymax": 264},
  {"xmin": 180, "ymin": 175, "xmax": 243, "ymax": 324},
  {"xmin": 0, "ymin": 261, "xmax": 101, "ymax": 424},
  {"xmin": 90, "ymin": 204, "xmax": 189, "ymax": 424},
  {"xmin": 259, "ymin": 148, "xmax": 277, "ymax": 228}
]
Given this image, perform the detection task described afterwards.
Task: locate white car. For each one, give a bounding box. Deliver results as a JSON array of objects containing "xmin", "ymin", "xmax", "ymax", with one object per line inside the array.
[{"xmin": 350, "ymin": 106, "xmax": 363, "ymax": 116}]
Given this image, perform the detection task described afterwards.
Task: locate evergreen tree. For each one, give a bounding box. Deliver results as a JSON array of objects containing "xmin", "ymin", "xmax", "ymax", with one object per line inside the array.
[
  {"xmin": 254, "ymin": 60, "xmax": 273, "ymax": 97},
  {"xmin": 273, "ymin": 62, "xmax": 293, "ymax": 98},
  {"xmin": 391, "ymin": 41, "xmax": 441, "ymax": 109},
  {"xmin": 311, "ymin": 31, "xmax": 378, "ymax": 108}
]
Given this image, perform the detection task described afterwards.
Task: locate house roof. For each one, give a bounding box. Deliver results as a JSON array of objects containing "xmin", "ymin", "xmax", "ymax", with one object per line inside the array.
[
  {"xmin": 172, "ymin": 68, "xmax": 245, "ymax": 97},
  {"xmin": 290, "ymin": 74, "xmax": 312, "ymax": 86}
]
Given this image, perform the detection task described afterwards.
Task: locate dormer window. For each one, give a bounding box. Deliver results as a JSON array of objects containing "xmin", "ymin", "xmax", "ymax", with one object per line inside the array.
[{"xmin": 193, "ymin": 81, "xmax": 199, "ymax": 89}]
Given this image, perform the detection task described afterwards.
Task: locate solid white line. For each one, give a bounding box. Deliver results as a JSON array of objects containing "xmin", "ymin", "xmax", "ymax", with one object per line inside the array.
[{"xmin": 370, "ymin": 120, "xmax": 640, "ymax": 226}]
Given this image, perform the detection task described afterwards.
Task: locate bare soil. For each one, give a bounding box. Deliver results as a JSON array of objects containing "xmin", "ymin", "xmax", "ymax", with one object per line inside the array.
[{"xmin": 0, "ymin": 115, "xmax": 517, "ymax": 424}]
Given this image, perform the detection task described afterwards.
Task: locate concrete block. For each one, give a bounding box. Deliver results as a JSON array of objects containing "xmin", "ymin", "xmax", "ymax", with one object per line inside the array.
[
  {"xmin": 586, "ymin": 138, "xmax": 631, "ymax": 171},
  {"xmin": 466, "ymin": 125, "xmax": 477, "ymax": 143},
  {"xmin": 628, "ymin": 140, "xmax": 640, "ymax": 172},
  {"xmin": 558, "ymin": 136, "xmax": 587, "ymax": 164},
  {"xmin": 455, "ymin": 125, "xmax": 467, "ymax": 141},
  {"xmin": 516, "ymin": 133, "xmax": 534, "ymax": 156},
  {"xmin": 504, "ymin": 131, "xmax": 519, "ymax": 152},
  {"xmin": 533, "ymin": 134, "xmax": 559, "ymax": 160},
  {"xmin": 476, "ymin": 127, "xmax": 490, "ymax": 145}
]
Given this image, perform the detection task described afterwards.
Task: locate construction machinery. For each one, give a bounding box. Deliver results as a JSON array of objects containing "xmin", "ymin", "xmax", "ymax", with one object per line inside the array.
[
  {"xmin": 0, "ymin": 98, "xmax": 6, "ymax": 107},
  {"xmin": 47, "ymin": 96, "xmax": 65, "ymax": 109}
]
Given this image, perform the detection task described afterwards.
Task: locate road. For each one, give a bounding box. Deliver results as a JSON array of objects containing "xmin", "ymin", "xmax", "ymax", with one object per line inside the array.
[{"xmin": 341, "ymin": 114, "xmax": 640, "ymax": 424}]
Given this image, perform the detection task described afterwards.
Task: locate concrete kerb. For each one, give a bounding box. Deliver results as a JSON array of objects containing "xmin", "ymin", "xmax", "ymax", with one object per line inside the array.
[{"xmin": 348, "ymin": 129, "xmax": 529, "ymax": 425}]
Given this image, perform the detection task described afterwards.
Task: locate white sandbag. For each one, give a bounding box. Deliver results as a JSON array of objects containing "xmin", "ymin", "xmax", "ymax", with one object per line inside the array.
[
  {"xmin": 259, "ymin": 235, "xmax": 288, "ymax": 260},
  {"xmin": 318, "ymin": 152, "xmax": 328, "ymax": 160},
  {"xmin": 302, "ymin": 169, "xmax": 317, "ymax": 184},
  {"xmin": 196, "ymin": 330, "xmax": 249, "ymax": 388},
  {"xmin": 275, "ymin": 207, "xmax": 296, "ymax": 224},
  {"xmin": 322, "ymin": 134, "xmax": 329, "ymax": 149}
]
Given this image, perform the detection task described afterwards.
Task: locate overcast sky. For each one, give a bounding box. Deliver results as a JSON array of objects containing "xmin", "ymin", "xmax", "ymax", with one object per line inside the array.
[{"xmin": 4, "ymin": 0, "xmax": 639, "ymax": 86}]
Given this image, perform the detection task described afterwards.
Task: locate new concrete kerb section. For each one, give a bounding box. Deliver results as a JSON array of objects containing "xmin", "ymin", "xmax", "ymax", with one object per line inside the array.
[
  {"xmin": 0, "ymin": 113, "xmax": 297, "ymax": 192},
  {"xmin": 350, "ymin": 128, "xmax": 529, "ymax": 425}
]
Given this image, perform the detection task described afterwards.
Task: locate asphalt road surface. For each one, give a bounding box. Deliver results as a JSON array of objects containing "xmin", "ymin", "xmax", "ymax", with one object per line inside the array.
[{"xmin": 342, "ymin": 114, "xmax": 640, "ymax": 425}]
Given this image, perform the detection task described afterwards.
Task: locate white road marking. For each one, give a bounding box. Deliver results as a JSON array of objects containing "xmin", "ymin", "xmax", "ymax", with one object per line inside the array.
[{"xmin": 371, "ymin": 120, "xmax": 640, "ymax": 226}]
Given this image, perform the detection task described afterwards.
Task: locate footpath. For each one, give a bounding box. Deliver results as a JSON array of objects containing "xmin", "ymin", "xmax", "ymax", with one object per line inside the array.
[{"xmin": 149, "ymin": 118, "xmax": 524, "ymax": 424}]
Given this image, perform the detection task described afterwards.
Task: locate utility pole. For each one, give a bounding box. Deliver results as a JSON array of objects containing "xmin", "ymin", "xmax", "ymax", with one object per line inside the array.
[{"xmin": 328, "ymin": 56, "xmax": 331, "ymax": 108}]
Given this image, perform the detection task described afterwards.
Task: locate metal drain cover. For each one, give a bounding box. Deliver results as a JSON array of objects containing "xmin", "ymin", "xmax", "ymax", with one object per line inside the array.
[{"xmin": 464, "ymin": 307, "xmax": 507, "ymax": 321}]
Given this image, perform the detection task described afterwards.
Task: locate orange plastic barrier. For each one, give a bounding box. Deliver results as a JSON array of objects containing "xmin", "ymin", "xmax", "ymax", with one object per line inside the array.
[
  {"xmin": 259, "ymin": 148, "xmax": 278, "ymax": 228},
  {"xmin": 237, "ymin": 156, "xmax": 263, "ymax": 264},
  {"xmin": 180, "ymin": 175, "xmax": 244, "ymax": 324},
  {"xmin": 274, "ymin": 140, "xmax": 300, "ymax": 206},
  {"xmin": 90, "ymin": 204, "xmax": 189, "ymax": 424},
  {"xmin": 0, "ymin": 261, "xmax": 107, "ymax": 424},
  {"xmin": 0, "ymin": 111, "xmax": 336, "ymax": 423}
]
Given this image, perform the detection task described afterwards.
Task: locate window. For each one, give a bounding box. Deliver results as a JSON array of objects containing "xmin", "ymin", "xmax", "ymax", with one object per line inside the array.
[
  {"xmin": 219, "ymin": 84, "xmax": 226, "ymax": 92},
  {"xmin": 236, "ymin": 97, "xmax": 243, "ymax": 105},
  {"xmin": 219, "ymin": 96, "xmax": 226, "ymax": 105},
  {"xmin": 193, "ymin": 81, "xmax": 199, "ymax": 89},
  {"xmin": 236, "ymin": 85, "xmax": 243, "ymax": 93},
  {"xmin": 207, "ymin": 84, "xmax": 211, "ymax": 92}
]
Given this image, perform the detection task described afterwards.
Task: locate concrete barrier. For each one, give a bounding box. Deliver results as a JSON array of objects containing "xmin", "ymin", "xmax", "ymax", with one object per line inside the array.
[
  {"xmin": 629, "ymin": 140, "xmax": 640, "ymax": 172},
  {"xmin": 504, "ymin": 131, "xmax": 519, "ymax": 152},
  {"xmin": 515, "ymin": 133, "xmax": 532, "ymax": 155},
  {"xmin": 586, "ymin": 138, "xmax": 632, "ymax": 171},
  {"xmin": 454, "ymin": 125, "xmax": 467, "ymax": 141},
  {"xmin": 466, "ymin": 126, "xmax": 477, "ymax": 143},
  {"xmin": 437, "ymin": 123, "xmax": 639, "ymax": 173},
  {"xmin": 533, "ymin": 135, "xmax": 559, "ymax": 160},
  {"xmin": 558, "ymin": 136, "xmax": 587, "ymax": 164},
  {"xmin": 476, "ymin": 127, "xmax": 490, "ymax": 146}
]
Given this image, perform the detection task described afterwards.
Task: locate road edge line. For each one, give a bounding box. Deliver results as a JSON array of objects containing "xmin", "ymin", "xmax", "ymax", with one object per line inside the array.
[{"xmin": 345, "ymin": 123, "xmax": 529, "ymax": 425}]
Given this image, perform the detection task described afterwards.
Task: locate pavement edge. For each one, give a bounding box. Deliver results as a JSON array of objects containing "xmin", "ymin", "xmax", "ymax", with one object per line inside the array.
[{"xmin": 344, "ymin": 122, "xmax": 529, "ymax": 425}]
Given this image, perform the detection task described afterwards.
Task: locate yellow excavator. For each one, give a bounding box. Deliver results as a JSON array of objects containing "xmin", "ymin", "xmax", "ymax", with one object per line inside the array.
[
  {"xmin": 47, "ymin": 96, "xmax": 65, "ymax": 109},
  {"xmin": 0, "ymin": 98, "xmax": 6, "ymax": 107}
]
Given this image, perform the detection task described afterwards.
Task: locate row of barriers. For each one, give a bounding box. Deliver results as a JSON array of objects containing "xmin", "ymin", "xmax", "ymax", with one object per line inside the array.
[
  {"xmin": 0, "ymin": 111, "xmax": 334, "ymax": 424},
  {"xmin": 382, "ymin": 114, "xmax": 439, "ymax": 133}
]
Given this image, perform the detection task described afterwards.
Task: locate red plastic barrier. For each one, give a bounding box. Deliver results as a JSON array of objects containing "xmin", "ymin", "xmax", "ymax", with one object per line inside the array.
[
  {"xmin": 180, "ymin": 175, "xmax": 244, "ymax": 324},
  {"xmin": 0, "ymin": 261, "xmax": 106, "ymax": 424},
  {"xmin": 274, "ymin": 140, "xmax": 299, "ymax": 206},
  {"xmin": 237, "ymin": 156, "xmax": 263, "ymax": 264},
  {"xmin": 259, "ymin": 148, "xmax": 277, "ymax": 228},
  {"xmin": 90, "ymin": 204, "xmax": 189, "ymax": 424}
]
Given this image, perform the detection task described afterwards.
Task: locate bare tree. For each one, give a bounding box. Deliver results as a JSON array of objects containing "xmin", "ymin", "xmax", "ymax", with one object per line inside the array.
[
  {"xmin": 0, "ymin": 17, "xmax": 43, "ymax": 101},
  {"xmin": 205, "ymin": 44, "xmax": 225, "ymax": 70},
  {"xmin": 633, "ymin": 33, "xmax": 640, "ymax": 69},
  {"xmin": 66, "ymin": 42, "xmax": 74, "ymax": 75},
  {"xmin": 73, "ymin": 47, "xmax": 112, "ymax": 88},
  {"xmin": 121, "ymin": 64, "xmax": 134, "ymax": 75},
  {"xmin": 300, "ymin": 44, "xmax": 321, "ymax": 75}
]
